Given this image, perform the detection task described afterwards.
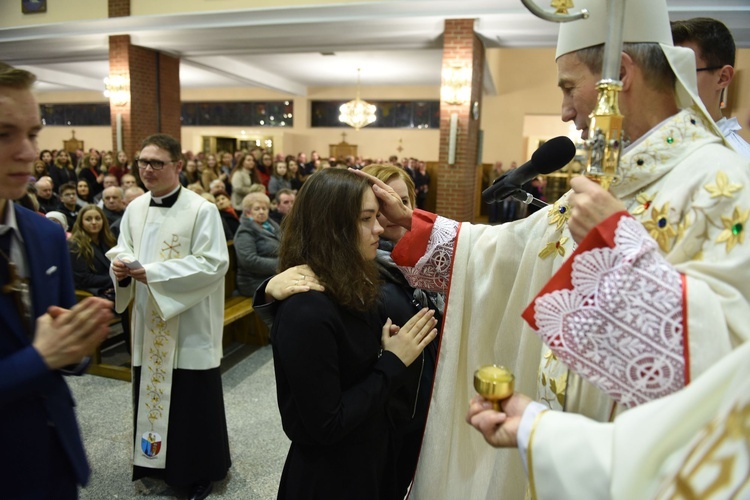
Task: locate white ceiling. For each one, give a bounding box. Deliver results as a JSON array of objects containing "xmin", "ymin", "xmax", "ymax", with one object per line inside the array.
[{"xmin": 1, "ymin": 0, "xmax": 748, "ymax": 95}]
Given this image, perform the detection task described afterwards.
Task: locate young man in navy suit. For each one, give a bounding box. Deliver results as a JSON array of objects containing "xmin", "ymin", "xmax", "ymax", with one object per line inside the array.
[{"xmin": 0, "ymin": 63, "xmax": 113, "ymax": 499}]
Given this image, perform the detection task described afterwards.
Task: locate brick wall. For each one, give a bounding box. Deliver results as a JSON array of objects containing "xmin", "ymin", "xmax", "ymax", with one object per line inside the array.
[
  {"xmin": 109, "ymin": 35, "xmax": 181, "ymax": 156},
  {"xmin": 436, "ymin": 19, "xmax": 485, "ymax": 222},
  {"xmin": 108, "ymin": 0, "xmax": 130, "ymax": 18}
]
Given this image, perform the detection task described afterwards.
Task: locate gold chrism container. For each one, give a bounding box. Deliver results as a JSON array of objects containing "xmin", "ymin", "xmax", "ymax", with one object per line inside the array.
[{"xmin": 473, "ymin": 365, "xmax": 515, "ymax": 411}]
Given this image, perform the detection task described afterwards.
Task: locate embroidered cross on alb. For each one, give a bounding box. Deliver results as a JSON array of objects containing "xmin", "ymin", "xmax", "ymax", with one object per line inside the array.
[{"xmin": 160, "ymin": 235, "xmax": 182, "ymax": 259}]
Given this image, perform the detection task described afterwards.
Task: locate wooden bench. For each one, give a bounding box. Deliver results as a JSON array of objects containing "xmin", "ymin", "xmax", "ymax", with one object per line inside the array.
[
  {"xmin": 222, "ymin": 241, "xmax": 269, "ymax": 347},
  {"xmin": 79, "ymin": 240, "xmax": 269, "ymax": 381}
]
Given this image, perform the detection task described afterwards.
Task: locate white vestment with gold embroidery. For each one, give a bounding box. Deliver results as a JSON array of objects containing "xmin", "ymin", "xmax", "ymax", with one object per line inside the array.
[
  {"xmin": 396, "ymin": 108, "xmax": 750, "ymax": 499},
  {"xmin": 528, "ymin": 341, "xmax": 750, "ymax": 499},
  {"xmin": 107, "ymin": 188, "xmax": 228, "ymax": 468}
]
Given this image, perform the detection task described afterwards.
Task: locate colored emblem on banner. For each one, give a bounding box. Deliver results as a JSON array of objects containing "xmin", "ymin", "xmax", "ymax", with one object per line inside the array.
[{"xmin": 141, "ymin": 431, "xmax": 163, "ymax": 458}]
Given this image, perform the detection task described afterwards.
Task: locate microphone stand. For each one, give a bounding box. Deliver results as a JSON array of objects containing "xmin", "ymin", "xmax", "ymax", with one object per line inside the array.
[{"xmin": 511, "ymin": 190, "xmax": 548, "ymax": 209}]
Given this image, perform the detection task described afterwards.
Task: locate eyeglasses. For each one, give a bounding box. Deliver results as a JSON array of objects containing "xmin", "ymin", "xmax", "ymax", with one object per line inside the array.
[
  {"xmin": 137, "ymin": 159, "xmax": 173, "ymax": 170},
  {"xmin": 696, "ymin": 66, "xmax": 723, "ymax": 72}
]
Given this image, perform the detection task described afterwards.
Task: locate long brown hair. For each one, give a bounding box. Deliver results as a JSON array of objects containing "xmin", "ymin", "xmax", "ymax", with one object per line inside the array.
[
  {"xmin": 279, "ymin": 169, "xmax": 379, "ymax": 311},
  {"xmin": 230, "ymin": 153, "xmax": 260, "ymax": 184},
  {"xmin": 69, "ymin": 204, "xmax": 116, "ymax": 271}
]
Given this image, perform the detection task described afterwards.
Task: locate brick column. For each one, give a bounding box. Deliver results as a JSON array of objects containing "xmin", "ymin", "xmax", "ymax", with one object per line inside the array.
[
  {"xmin": 108, "ymin": 35, "xmax": 181, "ymax": 156},
  {"xmin": 436, "ymin": 19, "xmax": 484, "ymax": 222}
]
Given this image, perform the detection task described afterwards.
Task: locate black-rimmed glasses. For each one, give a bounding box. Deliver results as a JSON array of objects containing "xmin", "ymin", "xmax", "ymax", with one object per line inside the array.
[
  {"xmin": 696, "ymin": 66, "xmax": 723, "ymax": 72},
  {"xmin": 137, "ymin": 159, "xmax": 173, "ymax": 170}
]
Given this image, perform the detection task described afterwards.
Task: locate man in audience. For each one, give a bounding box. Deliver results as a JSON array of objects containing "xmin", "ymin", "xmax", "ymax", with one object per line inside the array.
[
  {"xmin": 269, "ymin": 188, "xmax": 295, "ymax": 224},
  {"xmin": 123, "ymin": 186, "xmax": 145, "ymax": 207},
  {"xmin": 297, "ymin": 151, "xmax": 315, "ymax": 181},
  {"xmin": 101, "ymin": 186, "xmax": 125, "ymax": 227},
  {"xmin": 35, "ymin": 176, "xmax": 59, "ymax": 213},
  {"xmin": 671, "ymin": 17, "xmax": 750, "ymax": 157},
  {"xmin": 305, "ymin": 150, "xmax": 319, "ymax": 172},
  {"xmin": 94, "ymin": 174, "xmax": 118, "ymax": 206},
  {"xmin": 57, "ymin": 181, "xmax": 79, "ymax": 230},
  {"xmin": 120, "ymin": 173, "xmax": 137, "ymax": 190},
  {"xmin": 110, "ymin": 186, "xmax": 144, "ymax": 237},
  {"xmin": 108, "ymin": 133, "xmax": 230, "ymax": 500},
  {"xmin": 209, "ymin": 178, "xmax": 226, "ymax": 196},
  {"xmin": 0, "ymin": 61, "xmax": 112, "ymax": 500},
  {"xmin": 343, "ymin": 155, "xmax": 356, "ymax": 169}
]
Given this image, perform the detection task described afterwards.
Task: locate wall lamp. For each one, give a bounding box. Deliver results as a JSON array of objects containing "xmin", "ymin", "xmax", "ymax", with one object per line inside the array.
[
  {"xmin": 103, "ymin": 74, "xmax": 130, "ymax": 107},
  {"xmin": 441, "ymin": 64, "xmax": 472, "ymax": 106}
]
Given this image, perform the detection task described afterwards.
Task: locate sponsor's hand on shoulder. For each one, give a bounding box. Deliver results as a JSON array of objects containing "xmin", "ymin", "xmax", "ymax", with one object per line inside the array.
[{"xmin": 265, "ymin": 265, "xmax": 324, "ymax": 302}]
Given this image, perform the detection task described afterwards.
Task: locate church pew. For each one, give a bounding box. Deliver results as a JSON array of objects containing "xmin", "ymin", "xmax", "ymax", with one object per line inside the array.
[{"xmin": 77, "ymin": 241, "xmax": 268, "ymax": 381}]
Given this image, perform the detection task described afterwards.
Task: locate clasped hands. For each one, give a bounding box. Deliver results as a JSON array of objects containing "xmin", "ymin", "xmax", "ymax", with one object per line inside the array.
[{"xmin": 34, "ymin": 296, "xmax": 113, "ymax": 370}]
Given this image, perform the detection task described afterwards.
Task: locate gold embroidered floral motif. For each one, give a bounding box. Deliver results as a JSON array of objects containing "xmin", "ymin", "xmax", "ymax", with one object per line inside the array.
[
  {"xmin": 539, "ymin": 350, "xmax": 567, "ymax": 409},
  {"xmin": 543, "ymin": 350, "xmax": 557, "ymax": 368},
  {"xmin": 144, "ymin": 310, "xmax": 171, "ymax": 426},
  {"xmin": 676, "ymin": 214, "xmax": 691, "ymax": 242},
  {"xmin": 705, "ymin": 171, "xmax": 742, "ymax": 199},
  {"xmin": 550, "ymin": 373, "xmax": 568, "ymax": 407},
  {"xmin": 716, "ymin": 207, "xmax": 749, "ymax": 252},
  {"xmin": 539, "ymin": 236, "xmax": 569, "ymax": 259},
  {"xmin": 642, "ymin": 203, "xmax": 677, "ymax": 252},
  {"xmin": 547, "ymin": 201, "xmax": 571, "ymax": 230},
  {"xmin": 632, "ymin": 192, "xmax": 655, "ymax": 216}
]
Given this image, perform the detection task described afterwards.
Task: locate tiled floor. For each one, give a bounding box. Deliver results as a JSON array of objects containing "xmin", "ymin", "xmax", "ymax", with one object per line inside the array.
[{"xmin": 68, "ymin": 345, "xmax": 289, "ymax": 499}]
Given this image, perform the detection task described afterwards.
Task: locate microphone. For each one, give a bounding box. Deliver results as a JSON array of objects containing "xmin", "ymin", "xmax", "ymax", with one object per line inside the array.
[{"xmin": 482, "ymin": 136, "xmax": 576, "ymax": 204}]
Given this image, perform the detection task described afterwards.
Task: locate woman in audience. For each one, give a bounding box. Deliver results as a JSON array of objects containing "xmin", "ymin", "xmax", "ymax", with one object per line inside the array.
[
  {"xmin": 256, "ymin": 152, "xmax": 273, "ymax": 188},
  {"xmin": 271, "ymin": 168, "xmax": 437, "ymax": 499},
  {"xmin": 180, "ymin": 159, "xmax": 200, "ymax": 190},
  {"xmin": 214, "ymin": 190, "xmax": 241, "ymax": 239},
  {"xmin": 201, "ymin": 153, "xmax": 223, "ymax": 192},
  {"xmin": 268, "ymin": 161, "xmax": 291, "ymax": 200},
  {"xmin": 68, "ymin": 204, "xmax": 116, "ymax": 296},
  {"xmin": 286, "ymin": 158, "xmax": 303, "ymax": 192},
  {"xmin": 78, "ymin": 151, "xmax": 105, "ymax": 198},
  {"xmin": 39, "ymin": 149, "xmax": 54, "ymax": 171},
  {"xmin": 109, "ymin": 150, "xmax": 130, "ymax": 182},
  {"xmin": 101, "ymin": 151, "xmax": 115, "ymax": 176},
  {"xmin": 49, "ymin": 150, "xmax": 77, "ymax": 188},
  {"xmin": 219, "ymin": 151, "xmax": 234, "ymax": 177},
  {"xmin": 230, "ymin": 153, "xmax": 261, "ymax": 210},
  {"xmin": 33, "ymin": 159, "xmax": 49, "ymax": 180},
  {"xmin": 234, "ymin": 192, "xmax": 281, "ymax": 296},
  {"xmin": 45, "ymin": 210, "xmax": 70, "ymax": 239},
  {"xmin": 76, "ymin": 179, "xmax": 93, "ymax": 207}
]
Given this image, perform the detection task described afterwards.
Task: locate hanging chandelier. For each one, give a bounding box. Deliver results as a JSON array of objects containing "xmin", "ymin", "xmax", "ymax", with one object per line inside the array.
[{"xmin": 339, "ymin": 68, "xmax": 376, "ymax": 130}]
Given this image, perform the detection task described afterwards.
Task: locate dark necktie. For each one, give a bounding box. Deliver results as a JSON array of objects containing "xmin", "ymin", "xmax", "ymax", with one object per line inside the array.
[{"xmin": 0, "ymin": 229, "xmax": 10, "ymax": 290}]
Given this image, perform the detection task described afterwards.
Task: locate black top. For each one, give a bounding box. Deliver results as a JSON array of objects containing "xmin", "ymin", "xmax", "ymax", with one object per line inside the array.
[
  {"xmin": 272, "ymin": 291, "xmax": 408, "ymax": 500},
  {"xmin": 78, "ymin": 167, "xmax": 104, "ymax": 198},
  {"xmin": 48, "ymin": 164, "xmax": 77, "ymax": 189},
  {"xmin": 219, "ymin": 210, "xmax": 240, "ymax": 238},
  {"xmin": 68, "ymin": 240, "xmax": 113, "ymax": 294}
]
